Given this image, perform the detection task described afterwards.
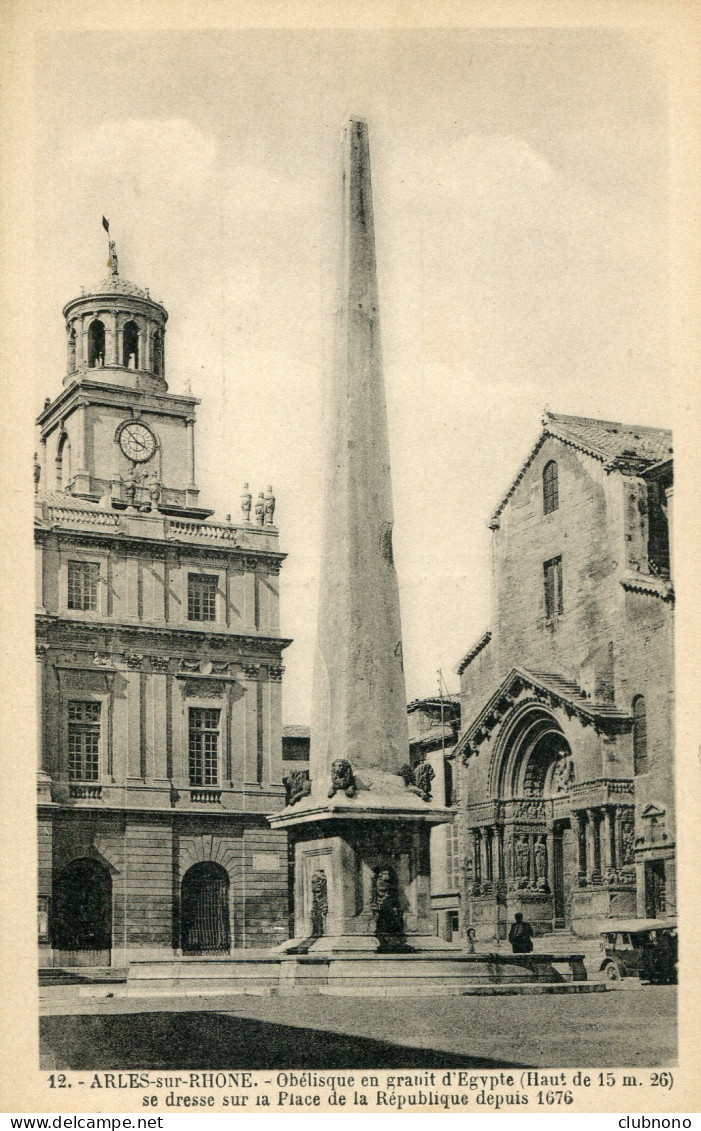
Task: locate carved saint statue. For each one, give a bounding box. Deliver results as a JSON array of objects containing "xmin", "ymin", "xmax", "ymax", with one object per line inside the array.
[
  {"xmin": 254, "ymin": 492, "xmax": 266, "ymax": 526},
  {"xmin": 240, "ymin": 483, "xmax": 252, "ymax": 522},
  {"xmin": 534, "ymin": 836, "xmax": 548, "ymax": 888},
  {"xmin": 310, "ymin": 869, "xmax": 328, "ymax": 937},
  {"xmin": 515, "ymin": 835, "xmax": 530, "ymax": 878},
  {"xmin": 264, "ymin": 486, "xmax": 276, "ymax": 526}
]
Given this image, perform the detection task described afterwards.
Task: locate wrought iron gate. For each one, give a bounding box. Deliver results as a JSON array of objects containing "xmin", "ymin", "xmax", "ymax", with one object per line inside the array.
[{"xmin": 181, "ymin": 862, "xmax": 231, "ymax": 954}]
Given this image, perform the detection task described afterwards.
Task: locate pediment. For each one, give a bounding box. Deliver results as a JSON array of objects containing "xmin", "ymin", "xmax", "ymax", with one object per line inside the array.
[{"xmin": 641, "ymin": 802, "xmax": 666, "ymax": 820}]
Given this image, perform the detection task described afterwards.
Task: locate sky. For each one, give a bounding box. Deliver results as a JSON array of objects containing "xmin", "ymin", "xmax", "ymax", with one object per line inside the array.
[{"xmin": 33, "ymin": 28, "xmax": 670, "ymax": 724}]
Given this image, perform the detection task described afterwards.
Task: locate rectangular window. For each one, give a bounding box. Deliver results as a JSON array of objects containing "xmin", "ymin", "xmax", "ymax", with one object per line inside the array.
[
  {"xmin": 67, "ymin": 700, "xmax": 101, "ymax": 780},
  {"xmin": 187, "ymin": 573, "xmax": 218, "ymax": 621},
  {"xmin": 67, "ymin": 561, "xmax": 99, "ymax": 611},
  {"xmin": 544, "ymin": 556, "xmax": 563, "ymax": 619},
  {"xmin": 189, "ymin": 707, "xmax": 220, "ymax": 785}
]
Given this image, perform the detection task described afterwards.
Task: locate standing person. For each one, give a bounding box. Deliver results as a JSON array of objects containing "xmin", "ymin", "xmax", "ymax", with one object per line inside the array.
[{"xmin": 508, "ymin": 912, "xmax": 534, "ymax": 953}]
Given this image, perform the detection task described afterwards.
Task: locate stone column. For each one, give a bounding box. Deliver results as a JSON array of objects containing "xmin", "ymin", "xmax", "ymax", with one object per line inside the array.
[
  {"xmin": 479, "ymin": 828, "xmax": 489, "ymax": 883},
  {"xmin": 186, "ymin": 419, "xmax": 197, "ymax": 489},
  {"xmin": 575, "ymin": 810, "xmax": 587, "ymax": 880},
  {"xmin": 36, "ymin": 645, "xmax": 52, "ymax": 800},
  {"xmin": 105, "ymin": 310, "xmax": 118, "ymax": 366},
  {"xmin": 483, "ymin": 823, "xmax": 495, "ymax": 882},
  {"xmin": 602, "ymin": 807, "xmax": 614, "ymax": 872},
  {"xmin": 497, "ymin": 826, "xmax": 505, "ymax": 881},
  {"xmin": 472, "ymin": 829, "xmax": 482, "ymax": 883},
  {"xmin": 586, "ymin": 808, "xmax": 600, "ymax": 880}
]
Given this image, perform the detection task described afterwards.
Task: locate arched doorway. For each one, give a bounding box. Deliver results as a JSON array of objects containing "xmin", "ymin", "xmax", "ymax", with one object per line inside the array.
[
  {"xmin": 181, "ymin": 862, "xmax": 230, "ymax": 954},
  {"xmin": 53, "ymin": 857, "xmax": 112, "ymax": 966},
  {"xmin": 495, "ymin": 704, "xmax": 577, "ymax": 931}
]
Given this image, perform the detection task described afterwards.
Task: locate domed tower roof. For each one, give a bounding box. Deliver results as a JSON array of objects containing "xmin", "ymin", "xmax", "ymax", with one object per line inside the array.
[{"xmin": 62, "ymin": 240, "xmax": 169, "ymax": 393}]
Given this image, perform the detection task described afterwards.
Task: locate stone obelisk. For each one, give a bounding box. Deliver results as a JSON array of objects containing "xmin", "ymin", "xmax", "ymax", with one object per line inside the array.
[{"xmin": 271, "ymin": 119, "xmax": 453, "ymax": 953}]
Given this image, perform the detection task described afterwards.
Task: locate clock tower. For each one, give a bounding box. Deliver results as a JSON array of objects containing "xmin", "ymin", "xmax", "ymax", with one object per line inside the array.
[
  {"xmin": 37, "ymin": 244, "xmax": 208, "ymax": 517},
  {"xmin": 35, "ymin": 242, "xmax": 291, "ymax": 969}
]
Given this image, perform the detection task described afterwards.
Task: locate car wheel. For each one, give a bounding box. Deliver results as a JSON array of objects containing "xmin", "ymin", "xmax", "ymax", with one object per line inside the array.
[{"xmin": 604, "ymin": 961, "xmax": 622, "ymax": 982}]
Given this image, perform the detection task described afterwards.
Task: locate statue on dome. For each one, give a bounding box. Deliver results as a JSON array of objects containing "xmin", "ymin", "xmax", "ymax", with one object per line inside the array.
[{"xmin": 108, "ymin": 240, "xmax": 119, "ymax": 275}]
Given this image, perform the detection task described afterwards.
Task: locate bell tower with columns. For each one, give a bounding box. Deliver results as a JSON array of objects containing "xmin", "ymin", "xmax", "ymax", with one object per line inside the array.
[{"xmin": 37, "ymin": 239, "xmax": 208, "ymax": 517}]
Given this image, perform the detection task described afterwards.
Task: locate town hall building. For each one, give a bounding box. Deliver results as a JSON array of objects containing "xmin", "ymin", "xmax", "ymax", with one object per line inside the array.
[
  {"xmin": 35, "ymin": 244, "xmax": 292, "ymax": 968},
  {"xmin": 454, "ymin": 412, "xmax": 674, "ymax": 941}
]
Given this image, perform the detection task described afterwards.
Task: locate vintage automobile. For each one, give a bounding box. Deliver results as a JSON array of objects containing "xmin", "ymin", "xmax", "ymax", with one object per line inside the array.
[{"xmin": 597, "ymin": 920, "xmax": 678, "ymax": 984}]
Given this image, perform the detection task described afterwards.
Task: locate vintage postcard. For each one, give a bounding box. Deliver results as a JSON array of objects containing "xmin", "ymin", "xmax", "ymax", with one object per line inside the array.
[{"xmin": 1, "ymin": 0, "xmax": 699, "ymax": 1118}]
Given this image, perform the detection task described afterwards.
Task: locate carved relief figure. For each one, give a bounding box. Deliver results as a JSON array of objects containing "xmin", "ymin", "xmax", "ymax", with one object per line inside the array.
[
  {"xmin": 398, "ymin": 764, "xmax": 414, "ymax": 787},
  {"xmin": 414, "ymin": 761, "xmax": 435, "ymax": 801},
  {"xmin": 552, "ymin": 756, "xmax": 575, "ymax": 794},
  {"xmin": 515, "ymin": 835, "xmax": 530, "ymax": 880},
  {"xmin": 310, "ymin": 869, "xmax": 328, "ymax": 937},
  {"xmin": 240, "ymin": 483, "xmax": 252, "ymax": 523},
  {"xmin": 283, "ymin": 770, "xmax": 311, "ymax": 807},
  {"xmin": 328, "ymin": 758, "xmax": 357, "ymax": 799},
  {"xmin": 371, "ymin": 867, "xmax": 406, "ymax": 952},
  {"xmin": 620, "ymin": 818, "xmax": 634, "ymax": 865},
  {"xmin": 534, "ymin": 836, "xmax": 548, "ymax": 890}
]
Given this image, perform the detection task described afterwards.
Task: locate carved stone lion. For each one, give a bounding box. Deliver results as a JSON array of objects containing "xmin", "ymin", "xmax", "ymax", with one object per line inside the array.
[
  {"xmin": 328, "ymin": 758, "xmax": 357, "ymax": 799},
  {"xmin": 283, "ymin": 770, "xmax": 311, "ymax": 806}
]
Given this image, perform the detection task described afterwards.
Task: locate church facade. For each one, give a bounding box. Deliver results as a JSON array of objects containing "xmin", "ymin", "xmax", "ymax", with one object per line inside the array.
[
  {"xmin": 36, "ymin": 246, "xmax": 291, "ymax": 968},
  {"xmin": 454, "ymin": 412, "xmax": 674, "ymax": 940}
]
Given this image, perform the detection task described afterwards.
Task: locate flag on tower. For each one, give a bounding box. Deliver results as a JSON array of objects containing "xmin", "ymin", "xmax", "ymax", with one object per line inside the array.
[{"xmin": 102, "ymin": 216, "xmax": 110, "ymax": 233}]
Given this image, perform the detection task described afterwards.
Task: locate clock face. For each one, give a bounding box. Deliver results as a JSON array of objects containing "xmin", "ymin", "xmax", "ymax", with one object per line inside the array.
[{"xmin": 119, "ymin": 421, "xmax": 156, "ymax": 463}]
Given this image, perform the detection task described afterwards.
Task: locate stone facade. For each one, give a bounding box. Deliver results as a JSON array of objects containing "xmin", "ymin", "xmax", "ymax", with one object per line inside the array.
[
  {"xmin": 36, "ymin": 250, "xmax": 291, "ymax": 967},
  {"xmin": 454, "ymin": 413, "xmax": 674, "ymax": 941}
]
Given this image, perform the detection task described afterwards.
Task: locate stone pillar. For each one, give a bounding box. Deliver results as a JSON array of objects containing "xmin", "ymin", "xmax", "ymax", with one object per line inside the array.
[
  {"xmin": 486, "ymin": 827, "xmax": 495, "ymax": 882},
  {"xmin": 36, "ymin": 645, "xmax": 52, "ymax": 800},
  {"xmin": 106, "ymin": 310, "xmax": 119, "ymax": 366},
  {"xmin": 472, "ymin": 829, "xmax": 482, "ymax": 883},
  {"xmin": 480, "ymin": 828, "xmax": 489, "ymax": 883},
  {"xmin": 586, "ymin": 808, "xmax": 601, "ymax": 880},
  {"xmin": 546, "ymin": 829, "xmax": 555, "ymax": 892},
  {"xmin": 528, "ymin": 833, "xmax": 536, "ymax": 882},
  {"xmin": 602, "ymin": 807, "xmax": 614, "ymax": 872},
  {"xmin": 497, "ymin": 826, "xmax": 505, "ymax": 880},
  {"xmin": 186, "ymin": 419, "xmax": 197, "ymax": 489},
  {"xmin": 576, "ymin": 810, "xmax": 587, "ymax": 880}
]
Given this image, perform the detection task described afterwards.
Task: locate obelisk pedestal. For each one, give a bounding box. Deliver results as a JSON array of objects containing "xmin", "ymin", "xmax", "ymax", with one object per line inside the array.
[{"xmin": 270, "ymin": 120, "xmax": 454, "ymax": 955}]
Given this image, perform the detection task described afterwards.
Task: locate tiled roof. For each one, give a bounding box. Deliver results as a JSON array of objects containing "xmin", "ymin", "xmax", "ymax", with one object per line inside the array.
[
  {"xmin": 489, "ymin": 411, "xmax": 673, "ymax": 527},
  {"xmin": 456, "ymin": 630, "xmax": 492, "ymax": 675},
  {"xmin": 544, "ymin": 412, "xmax": 672, "ymax": 465}
]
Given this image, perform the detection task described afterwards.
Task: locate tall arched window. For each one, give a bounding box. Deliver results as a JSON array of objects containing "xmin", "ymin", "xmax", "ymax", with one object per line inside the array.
[
  {"xmin": 543, "ymin": 460, "xmax": 559, "ymax": 514},
  {"xmin": 152, "ymin": 330, "xmax": 163, "ymax": 376},
  {"xmin": 633, "ymin": 695, "xmax": 648, "ymax": 775},
  {"xmin": 88, "ymin": 319, "xmax": 105, "ymax": 368},
  {"xmin": 122, "ymin": 321, "xmax": 139, "ymax": 369}
]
